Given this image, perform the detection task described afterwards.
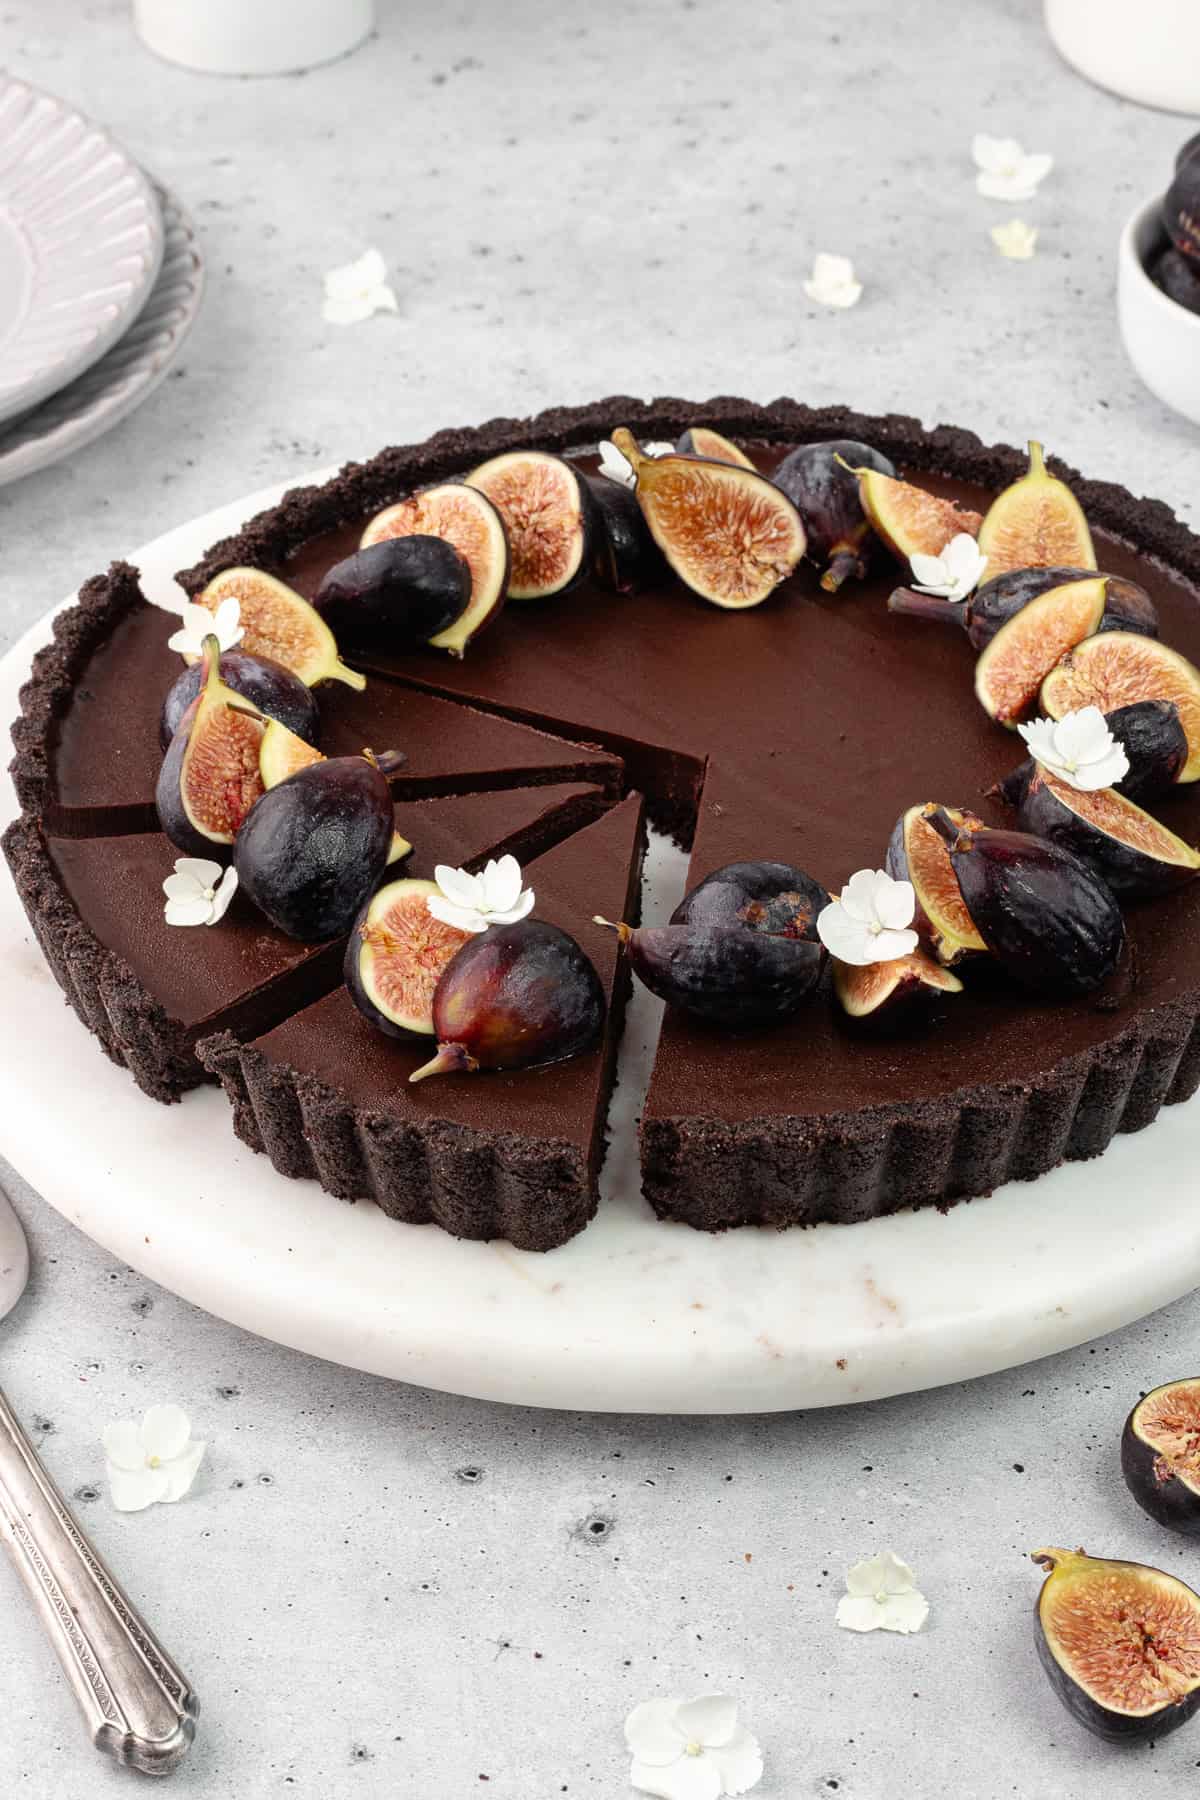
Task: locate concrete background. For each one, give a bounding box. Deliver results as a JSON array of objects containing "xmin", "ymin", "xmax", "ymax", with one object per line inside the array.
[{"xmin": 1, "ymin": 1, "xmax": 1199, "ymax": 1794}]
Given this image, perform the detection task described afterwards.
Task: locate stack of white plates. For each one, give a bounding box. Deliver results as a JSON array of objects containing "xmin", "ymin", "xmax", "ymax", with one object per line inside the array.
[{"xmin": 0, "ymin": 72, "xmax": 205, "ymax": 487}]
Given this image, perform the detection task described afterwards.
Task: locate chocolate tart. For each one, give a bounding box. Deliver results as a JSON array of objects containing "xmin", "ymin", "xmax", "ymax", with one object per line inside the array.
[
  {"xmin": 2, "ymin": 780, "xmax": 613, "ymax": 1105},
  {"xmin": 170, "ymin": 397, "xmax": 1200, "ymax": 1228},
  {"xmin": 199, "ymin": 794, "xmax": 646, "ymax": 1251},
  {"xmin": 9, "ymin": 563, "xmax": 622, "ymax": 837}
]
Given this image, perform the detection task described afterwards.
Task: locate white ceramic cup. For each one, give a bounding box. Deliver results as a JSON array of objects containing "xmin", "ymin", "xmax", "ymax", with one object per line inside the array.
[
  {"xmin": 1046, "ymin": 0, "xmax": 1200, "ymax": 115},
  {"xmin": 1117, "ymin": 193, "xmax": 1200, "ymax": 425},
  {"xmin": 133, "ymin": 0, "xmax": 375, "ymax": 77}
]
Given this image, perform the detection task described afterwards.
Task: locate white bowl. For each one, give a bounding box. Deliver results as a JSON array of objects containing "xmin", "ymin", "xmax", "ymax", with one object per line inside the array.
[
  {"xmin": 1118, "ymin": 193, "xmax": 1200, "ymax": 425},
  {"xmin": 1046, "ymin": 0, "xmax": 1200, "ymax": 114}
]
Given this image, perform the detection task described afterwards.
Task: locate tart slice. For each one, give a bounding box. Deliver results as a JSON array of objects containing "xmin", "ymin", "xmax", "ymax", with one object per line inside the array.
[
  {"xmin": 198, "ymin": 792, "xmax": 647, "ymax": 1251},
  {"xmin": 2, "ymin": 782, "xmax": 612, "ymax": 1105}
]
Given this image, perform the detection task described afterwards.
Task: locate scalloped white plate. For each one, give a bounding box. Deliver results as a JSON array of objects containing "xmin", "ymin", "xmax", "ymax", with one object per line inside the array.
[
  {"xmin": 0, "ymin": 180, "xmax": 203, "ymax": 486},
  {"xmin": 1, "ymin": 478, "xmax": 1199, "ymax": 1413},
  {"xmin": 0, "ymin": 73, "xmax": 163, "ymax": 426}
]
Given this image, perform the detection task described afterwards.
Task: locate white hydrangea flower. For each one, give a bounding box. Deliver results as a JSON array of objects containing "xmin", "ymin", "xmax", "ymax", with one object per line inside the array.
[
  {"xmin": 836, "ymin": 1550, "xmax": 929, "ymax": 1635},
  {"xmin": 167, "ymin": 597, "xmax": 242, "ymax": 658},
  {"xmin": 625, "ymin": 1694, "xmax": 763, "ymax": 1799},
  {"xmin": 803, "ymin": 252, "xmax": 863, "ymax": 310},
  {"xmin": 102, "ymin": 1405, "xmax": 206, "ymax": 1513},
  {"xmin": 972, "ymin": 134, "xmax": 1053, "ymax": 202},
  {"xmin": 322, "ymin": 247, "xmax": 398, "ymax": 324},
  {"xmin": 1018, "ymin": 707, "xmax": 1130, "ymax": 792},
  {"xmin": 162, "ymin": 858, "xmax": 239, "ymax": 928},
  {"xmin": 427, "ymin": 855, "xmax": 534, "ymax": 934},
  {"xmin": 990, "ymin": 219, "xmax": 1038, "ymax": 261},
  {"xmin": 909, "ymin": 532, "xmax": 988, "ymax": 602},
  {"xmin": 597, "ymin": 438, "xmax": 675, "ymax": 487},
  {"xmin": 817, "ymin": 870, "xmax": 918, "ymax": 967}
]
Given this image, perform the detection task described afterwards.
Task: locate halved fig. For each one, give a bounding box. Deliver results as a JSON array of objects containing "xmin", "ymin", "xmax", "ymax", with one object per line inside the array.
[
  {"xmin": 465, "ymin": 450, "xmax": 594, "ymax": 601},
  {"xmin": 259, "ymin": 716, "xmax": 324, "ymax": 789},
  {"xmin": 1123, "ymin": 1379, "xmax": 1200, "ymax": 1536},
  {"xmin": 156, "ymin": 635, "xmax": 265, "ymax": 855},
  {"xmin": 833, "ymin": 950, "xmax": 963, "ymax": 1023},
  {"xmin": 313, "ymin": 536, "xmax": 470, "ymax": 650},
  {"xmin": 360, "ymin": 482, "xmax": 509, "ymax": 655},
  {"xmin": 974, "ymin": 576, "xmax": 1107, "ymax": 726},
  {"xmin": 774, "ymin": 440, "xmax": 896, "ymax": 593},
  {"xmin": 675, "ymin": 426, "xmax": 755, "ymax": 468},
  {"xmin": 1042, "ymin": 633, "xmax": 1200, "ymax": 783},
  {"xmin": 1017, "ymin": 767, "xmax": 1200, "ymax": 898},
  {"xmin": 977, "ymin": 442, "xmax": 1095, "ymax": 578},
  {"xmin": 343, "ymin": 877, "xmax": 471, "ymax": 1037},
  {"xmin": 854, "ymin": 467, "xmax": 983, "ymax": 562},
  {"xmin": 1033, "ymin": 1546, "xmax": 1200, "ymax": 1743},
  {"xmin": 611, "ymin": 426, "xmax": 806, "ymax": 609},
  {"xmin": 160, "ymin": 649, "xmax": 320, "ymax": 753},
  {"xmin": 886, "ymin": 803, "xmax": 988, "ymax": 966},
  {"xmin": 585, "ymin": 474, "xmax": 664, "ymax": 593},
  {"xmin": 196, "ymin": 569, "xmax": 364, "ymax": 690},
  {"xmin": 890, "ymin": 565, "xmax": 1158, "ymax": 652}
]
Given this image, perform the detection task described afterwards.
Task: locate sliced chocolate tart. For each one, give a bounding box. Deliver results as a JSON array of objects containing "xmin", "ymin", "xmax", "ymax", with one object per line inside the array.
[
  {"xmin": 2, "ymin": 781, "xmax": 613, "ymax": 1105},
  {"xmin": 171, "ymin": 397, "xmax": 1200, "ymax": 1227},
  {"xmin": 198, "ymin": 794, "xmax": 646, "ymax": 1252},
  {"xmin": 9, "ymin": 562, "xmax": 622, "ymax": 837}
]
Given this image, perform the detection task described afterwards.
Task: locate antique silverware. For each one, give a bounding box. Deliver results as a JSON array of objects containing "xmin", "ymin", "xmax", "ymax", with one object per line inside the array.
[{"xmin": 0, "ymin": 1186, "xmax": 197, "ymax": 1774}]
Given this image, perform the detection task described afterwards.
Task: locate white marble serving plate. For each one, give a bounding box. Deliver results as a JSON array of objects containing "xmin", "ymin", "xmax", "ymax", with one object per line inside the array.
[
  {"xmin": 0, "ymin": 74, "xmax": 163, "ymax": 427},
  {"xmin": 1, "ymin": 477, "xmax": 1198, "ymax": 1413},
  {"xmin": 0, "ymin": 181, "xmax": 203, "ymax": 487}
]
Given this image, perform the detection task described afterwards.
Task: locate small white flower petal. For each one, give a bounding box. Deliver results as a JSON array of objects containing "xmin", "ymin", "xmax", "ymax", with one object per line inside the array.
[
  {"xmin": 909, "ymin": 552, "xmax": 947, "ymax": 588},
  {"xmin": 139, "ymin": 1404, "xmax": 192, "ymax": 1464},
  {"xmin": 625, "ymin": 1698, "xmax": 687, "ymax": 1762},
  {"xmin": 991, "ymin": 219, "xmax": 1038, "ymax": 261},
  {"xmin": 598, "ymin": 439, "xmax": 636, "ymax": 487},
  {"xmin": 486, "ymin": 888, "xmax": 535, "ymax": 926},
  {"xmin": 875, "ymin": 1549, "xmax": 920, "ymax": 1594},
  {"xmin": 804, "ymin": 252, "xmax": 863, "ymax": 309},
  {"xmin": 875, "ymin": 927, "xmax": 919, "ymax": 961},
  {"xmin": 173, "ymin": 857, "xmax": 224, "ymax": 890},
  {"xmin": 816, "ymin": 907, "xmax": 871, "ymax": 965},
  {"xmin": 101, "ymin": 1419, "xmax": 147, "ymax": 1473},
  {"xmin": 836, "ymin": 1593, "xmax": 888, "ymax": 1632},
  {"xmin": 871, "ymin": 873, "xmax": 916, "ymax": 932},
  {"xmin": 481, "ymin": 854, "xmax": 523, "ymax": 914},
  {"xmin": 877, "ymin": 1590, "xmax": 931, "ymax": 1634},
  {"xmin": 323, "ymin": 292, "xmax": 377, "ymax": 326},
  {"xmin": 206, "ymin": 866, "xmax": 239, "ymax": 925},
  {"xmin": 426, "ymin": 895, "xmax": 488, "ymax": 934},
  {"xmin": 674, "ymin": 1696, "xmax": 738, "ymax": 1749},
  {"xmin": 630, "ymin": 1755, "xmax": 722, "ymax": 1800},
  {"xmin": 972, "ymin": 132, "xmax": 1022, "ymax": 173},
  {"xmin": 976, "ymin": 169, "xmax": 1034, "ymax": 201},
  {"xmin": 162, "ymin": 872, "xmax": 202, "ymax": 903},
  {"xmin": 434, "ymin": 864, "xmax": 486, "ymax": 909},
  {"xmin": 1053, "ymin": 705, "xmax": 1105, "ymax": 766},
  {"xmin": 107, "ymin": 1463, "xmax": 171, "ymax": 1513},
  {"xmin": 812, "ymin": 252, "xmax": 854, "ymax": 285},
  {"xmin": 165, "ymin": 896, "xmax": 216, "ymax": 928},
  {"xmin": 708, "ymin": 1727, "xmax": 764, "ymax": 1796},
  {"xmin": 643, "ymin": 441, "xmax": 676, "ymax": 458},
  {"xmin": 1074, "ymin": 747, "xmax": 1130, "ymax": 791},
  {"xmin": 837, "ymin": 868, "xmax": 885, "ymax": 923},
  {"xmin": 158, "ymin": 1439, "xmax": 206, "ymax": 1504}
]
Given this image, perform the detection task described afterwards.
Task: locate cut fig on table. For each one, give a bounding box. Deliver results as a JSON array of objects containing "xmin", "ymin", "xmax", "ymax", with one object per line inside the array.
[
  {"xmin": 465, "ymin": 450, "xmax": 596, "ymax": 601},
  {"xmin": 974, "ymin": 576, "xmax": 1107, "ymax": 725},
  {"xmin": 833, "ymin": 950, "xmax": 962, "ymax": 1023},
  {"xmin": 1122, "ymin": 1378, "xmax": 1200, "ymax": 1535},
  {"xmin": 585, "ymin": 474, "xmax": 664, "ymax": 594},
  {"xmin": 976, "ymin": 441, "xmax": 1095, "ymax": 578},
  {"xmin": 610, "ymin": 426, "xmax": 806, "ymax": 609},
  {"xmin": 674, "ymin": 426, "xmax": 755, "ymax": 467},
  {"xmin": 1041, "ymin": 632, "xmax": 1200, "ymax": 782},
  {"xmin": 925, "ymin": 807, "xmax": 1124, "ymax": 998},
  {"xmin": 885, "ymin": 804, "xmax": 988, "ymax": 966},
  {"xmin": 360, "ymin": 481, "xmax": 509, "ymax": 655},
  {"xmin": 313, "ymin": 537, "xmax": 471, "ymax": 650},
  {"xmin": 1033, "ymin": 1547, "xmax": 1200, "ymax": 1743},
  {"xmin": 773, "ymin": 440, "xmax": 896, "ymax": 594},
  {"xmin": 852, "ymin": 466, "xmax": 982, "ymax": 563},
  {"xmin": 156, "ymin": 635, "xmax": 266, "ymax": 856},
  {"xmin": 410, "ymin": 920, "xmax": 606, "ymax": 1081},
  {"xmin": 344, "ymin": 877, "xmax": 470, "ymax": 1037},
  {"xmin": 196, "ymin": 569, "xmax": 365, "ymax": 689},
  {"xmin": 889, "ymin": 565, "xmax": 1158, "ymax": 651},
  {"xmin": 1017, "ymin": 768, "xmax": 1200, "ymax": 898},
  {"xmin": 160, "ymin": 649, "xmax": 320, "ymax": 753}
]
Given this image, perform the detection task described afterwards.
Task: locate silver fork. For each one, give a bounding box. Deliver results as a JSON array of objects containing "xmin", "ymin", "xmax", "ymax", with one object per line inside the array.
[{"xmin": 0, "ymin": 1184, "xmax": 197, "ymax": 1775}]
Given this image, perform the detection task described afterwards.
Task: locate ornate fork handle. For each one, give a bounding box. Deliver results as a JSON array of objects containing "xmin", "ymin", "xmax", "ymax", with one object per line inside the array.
[{"xmin": 0, "ymin": 1385, "xmax": 197, "ymax": 1774}]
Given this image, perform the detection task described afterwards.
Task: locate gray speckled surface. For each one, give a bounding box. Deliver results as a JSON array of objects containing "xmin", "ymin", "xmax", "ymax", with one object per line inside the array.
[{"xmin": 2, "ymin": 2, "xmax": 1200, "ymax": 1794}]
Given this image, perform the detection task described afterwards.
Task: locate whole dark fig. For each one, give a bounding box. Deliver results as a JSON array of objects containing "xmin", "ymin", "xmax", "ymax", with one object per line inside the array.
[
  {"xmin": 599, "ymin": 918, "xmax": 822, "ymax": 1028},
  {"xmin": 314, "ymin": 536, "xmax": 470, "ymax": 650},
  {"xmin": 773, "ymin": 439, "xmax": 896, "ymax": 594},
  {"xmin": 585, "ymin": 475, "xmax": 665, "ymax": 594},
  {"xmin": 235, "ymin": 754, "xmax": 393, "ymax": 942},
  {"xmin": 671, "ymin": 860, "xmax": 829, "ymax": 941},
  {"xmin": 891, "ymin": 566, "xmax": 1157, "ymax": 652}
]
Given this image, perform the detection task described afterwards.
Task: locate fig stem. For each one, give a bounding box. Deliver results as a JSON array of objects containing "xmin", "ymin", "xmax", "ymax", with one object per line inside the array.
[
  {"xmin": 820, "ymin": 550, "xmax": 862, "ymax": 595},
  {"xmin": 409, "ymin": 1041, "xmax": 478, "ymax": 1084},
  {"xmin": 887, "ymin": 587, "xmax": 969, "ymax": 630},
  {"xmin": 924, "ymin": 806, "xmax": 972, "ymax": 854},
  {"xmin": 593, "ymin": 915, "xmax": 632, "ymax": 944},
  {"xmin": 610, "ymin": 427, "xmax": 645, "ymax": 477},
  {"xmin": 1031, "ymin": 1547, "xmax": 1082, "ymax": 1573},
  {"xmin": 201, "ymin": 633, "xmax": 222, "ymax": 694},
  {"xmin": 1027, "ymin": 440, "xmax": 1046, "ymax": 477}
]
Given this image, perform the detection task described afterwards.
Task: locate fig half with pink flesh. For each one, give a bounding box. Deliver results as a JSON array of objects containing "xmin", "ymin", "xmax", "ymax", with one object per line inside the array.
[
  {"xmin": 1016, "ymin": 767, "xmax": 1200, "ymax": 898},
  {"xmin": 885, "ymin": 804, "xmax": 988, "ymax": 966},
  {"xmin": 344, "ymin": 877, "xmax": 471, "ymax": 1037},
  {"xmin": 361, "ymin": 482, "xmax": 509, "ymax": 655},
  {"xmin": 196, "ymin": 569, "xmax": 364, "ymax": 689},
  {"xmin": 156, "ymin": 635, "xmax": 266, "ymax": 856},
  {"xmin": 1122, "ymin": 1378, "xmax": 1200, "ymax": 1536},
  {"xmin": 1041, "ymin": 632, "xmax": 1200, "ymax": 782},
  {"xmin": 889, "ymin": 565, "xmax": 1158, "ymax": 651},
  {"xmin": 853, "ymin": 466, "xmax": 982, "ymax": 562},
  {"xmin": 465, "ymin": 450, "xmax": 596, "ymax": 600},
  {"xmin": 611, "ymin": 426, "xmax": 806, "ymax": 609},
  {"xmin": 833, "ymin": 951, "xmax": 962, "ymax": 1024},
  {"xmin": 976, "ymin": 441, "xmax": 1095, "ymax": 579},
  {"xmin": 675, "ymin": 426, "xmax": 754, "ymax": 467},
  {"xmin": 974, "ymin": 576, "xmax": 1108, "ymax": 726}
]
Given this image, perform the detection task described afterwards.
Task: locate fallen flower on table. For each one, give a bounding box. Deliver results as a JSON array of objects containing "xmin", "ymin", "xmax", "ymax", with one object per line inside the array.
[
  {"xmin": 102, "ymin": 1405, "xmax": 206, "ymax": 1512},
  {"xmin": 625, "ymin": 1694, "xmax": 763, "ymax": 1798},
  {"xmin": 990, "ymin": 219, "xmax": 1038, "ymax": 261},
  {"xmin": 972, "ymin": 134, "xmax": 1053, "ymax": 202},
  {"xmin": 804, "ymin": 252, "xmax": 863, "ymax": 310},
  {"xmin": 836, "ymin": 1549, "xmax": 929, "ymax": 1634},
  {"xmin": 322, "ymin": 247, "xmax": 398, "ymax": 324}
]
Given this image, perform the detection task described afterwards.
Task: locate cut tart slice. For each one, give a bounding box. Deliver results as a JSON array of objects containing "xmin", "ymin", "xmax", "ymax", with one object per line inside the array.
[
  {"xmin": 10, "ymin": 563, "xmax": 623, "ymax": 835},
  {"xmin": 2, "ymin": 782, "xmax": 613, "ymax": 1105},
  {"xmin": 197, "ymin": 792, "xmax": 647, "ymax": 1252}
]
